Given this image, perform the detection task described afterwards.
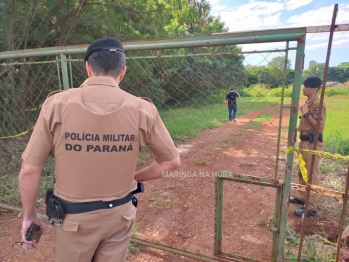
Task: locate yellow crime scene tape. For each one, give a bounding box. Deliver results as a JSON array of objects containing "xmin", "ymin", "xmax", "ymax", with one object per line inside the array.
[
  {"xmin": 286, "ymin": 146, "xmax": 349, "ymax": 188},
  {"xmin": 0, "ymin": 104, "xmax": 40, "ymax": 139},
  {"xmin": 25, "ymin": 107, "xmax": 40, "ymax": 112},
  {"xmin": 25, "ymin": 103, "xmax": 42, "ymax": 112},
  {"xmin": 0, "ymin": 126, "xmax": 35, "ymax": 139}
]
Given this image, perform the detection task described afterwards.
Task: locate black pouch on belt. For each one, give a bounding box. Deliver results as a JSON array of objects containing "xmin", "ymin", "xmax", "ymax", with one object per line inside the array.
[
  {"xmin": 308, "ymin": 132, "xmax": 323, "ymax": 143},
  {"xmin": 45, "ymin": 188, "xmax": 65, "ymax": 226},
  {"xmin": 131, "ymin": 183, "xmax": 145, "ymax": 208},
  {"xmin": 308, "ymin": 132, "xmax": 315, "ymax": 143}
]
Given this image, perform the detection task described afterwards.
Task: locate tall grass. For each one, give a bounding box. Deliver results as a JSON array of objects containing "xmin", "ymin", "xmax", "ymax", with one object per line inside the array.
[
  {"xmin": 323, "ymin": 99, "xmax": 349, "ymax": 155},
  {"xmin": 242, "ymin": 84, "xmax": 294, "ymax": 98},
  {"xmin": 160, "ymin": 97, "xmax": 283, "ymax": 141},
  {"xmin": 325, "ymin": 86, "xmax": 349, "ymax": 97},
  {"xmin": 325, "ymin": 132, "xmax": 349, "ymax": 155},
  {"xmin": 0, "ymin": 158, "xmax": 55, "ymax": 205},
  {"xmin": 241, "ymin": 84, "xmax": 349, "ymax": 98},
  {"xmin": 285, "ymin": 230, "xmax": 336, "ymax": 262}
]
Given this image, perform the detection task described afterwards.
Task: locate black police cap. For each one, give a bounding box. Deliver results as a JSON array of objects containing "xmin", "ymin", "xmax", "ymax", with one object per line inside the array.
[
  {"xmin": 303, "ymin": 76, "xmax": 322, "ymax": 88},
  {"xmin": 84, "ymin": 37, "xmax": 124, "ymax": 62}
]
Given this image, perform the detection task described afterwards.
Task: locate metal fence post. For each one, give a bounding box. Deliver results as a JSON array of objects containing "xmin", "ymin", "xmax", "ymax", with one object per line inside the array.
[
  {"xmin": 214, "ymin": 176, "xmax": 223, "ymax": 256},
  {"xmin": 60, "ymin": 54, "xmax": 69, "ymax": 90},
  {"xmin": 274, "ymin": 41, "xmax": 290, "ymax": 180},
  {"xmin": 276, "ymin": 32, "xmax": 306, "ymax": 262}
]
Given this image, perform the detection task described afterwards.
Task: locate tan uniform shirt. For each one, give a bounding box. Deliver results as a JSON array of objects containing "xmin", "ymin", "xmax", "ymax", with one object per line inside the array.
[
  {"xmin": 22, "ymin": 77, "xmax": 179, "ymax": 202},
  {"xmin": 298, "ymin": 96, "xmax": 326, "ymax": 134}
]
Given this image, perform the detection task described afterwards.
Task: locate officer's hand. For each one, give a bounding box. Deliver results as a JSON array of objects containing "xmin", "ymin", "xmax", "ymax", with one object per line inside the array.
[
  {"xmin": 300, "ymin": 103, "xmax": 309, "ymax": 114},
  {"xmin": 21, "ymin": 214, "xmax": 46, "ymax": 245}
]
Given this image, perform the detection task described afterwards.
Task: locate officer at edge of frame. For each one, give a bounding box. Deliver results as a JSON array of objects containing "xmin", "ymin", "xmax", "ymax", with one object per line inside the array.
[
  {"xmin": 289, "ymin": 76, "xmax": 326, "ymax": 217},
  {"xmin": 18, "ymin": 37, "xmax": 180, "ymax": 261}
]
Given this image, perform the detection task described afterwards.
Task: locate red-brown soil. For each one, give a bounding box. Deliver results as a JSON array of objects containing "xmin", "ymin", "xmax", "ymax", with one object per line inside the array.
[{"xmin": 0, "ymin": 102, "xmax": 342, "ymax": 261}]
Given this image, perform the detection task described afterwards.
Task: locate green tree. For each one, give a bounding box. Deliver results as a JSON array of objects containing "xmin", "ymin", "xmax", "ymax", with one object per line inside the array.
[
  {"xmin": 0, "ymin": 0, "xmax": 92, "ymax": 131},
  {"xmin": 267, "ymin": 56, "xmax": 291, "ymax": 88},
  {"xmin": 303, "ymin": 63, "xmax": 325, "ymax": 79},
  {"xmin": 246, "ymin": 66, "xmax": 271, "ymax": 86},
  {"xmin": 0, "ymin": 0, "xmax": 222, "ymax": 51},
  {"xmin": 245, "ymin": 57, "xmax": 294, "ymax": 88},
  {"xmin": 327, "ymin": 66, "xmax": 349, "ymax": 82},
  {"xmin": 303, "ymin": 62, "xmax": 349, "ymax": 83},
  {"xmin": 338, "ymin": 62, "xmax": 349, "ymax": 69},
  {"xmin": 0, "ymin": 0, "xmax": 245, "ymax": 131},
  {"xmin": 335, "ymin": 62, "xmax": 349, "ymax": 82}
]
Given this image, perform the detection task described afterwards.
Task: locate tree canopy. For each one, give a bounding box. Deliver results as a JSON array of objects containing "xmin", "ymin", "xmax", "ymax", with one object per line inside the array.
[
  {"xmin": 0, "ymin": 0, "xmax": 228, "ymax": 51},
  {"xmin": 245, "ymin": 56, "xmax": 293, "ymax": 88},
  {"xmin": 245, "ymin": 58, "xmax": 349, "ymax": 88},
  {"xmin": 0, "ymin": 0, "xmax": 247, "ymax": 132},
  {"xmin": 303, "ymin": 63, "xmax": 349, "ymax": 83}
]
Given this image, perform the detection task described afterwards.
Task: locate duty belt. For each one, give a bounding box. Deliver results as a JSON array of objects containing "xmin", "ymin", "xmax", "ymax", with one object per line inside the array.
[
  {"xmin": 299, "ymin": 135, "xmax": 312, "ymax": 140},
  {"xmin": 59, "ymin": 192, "xmax": 133, "ymax": 214},
  {"xmin": 299, "ymin": 132, "xmax": 323, "ymax": 143}
]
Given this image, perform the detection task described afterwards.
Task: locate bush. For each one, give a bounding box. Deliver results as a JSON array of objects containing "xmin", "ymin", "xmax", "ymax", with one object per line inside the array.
[
  {"xmin": 238, "ymin": 88, "xmax": 251, "ymax": 97},
  {"xmin": 197, "ymin": 85, "xmax": 349, "ymax": 101},
  {"xmin": 242, "ymin": 84, "xmax": 294, "ymax": 98},
  {"xmin": 245, "ymin": 84, "xmax": 269, "ymax": 97},
  {"xmin": 237, "ymin": 85, "xmax": 349, "ymax": 98},
  {"xmin": 284, "ymin": 88, "xmax": 293, "ymax": 97},
  {"xmin": 269, "ymin": 88, "xmax": 281, "ymax": 97},
  {"xmin": 208, "ymin": 89, "xmax": 229, "ymax": 103},
  {"xmin": 325, "ymin": 132, "xmax": 349, "ymax": 155},
  {"xmin": 325, "ymin": 87, "xmax": 349, "ymax": 97}
]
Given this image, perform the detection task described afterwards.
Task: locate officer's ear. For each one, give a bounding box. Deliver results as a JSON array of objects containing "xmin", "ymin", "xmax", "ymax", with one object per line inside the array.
[
  {"xmin": 86, "ymin": 61, "xmax": 93, "ymax": 77},
  {"xmin": 118, "ymin": 65, "xmax": 127, "ymax": 83}
]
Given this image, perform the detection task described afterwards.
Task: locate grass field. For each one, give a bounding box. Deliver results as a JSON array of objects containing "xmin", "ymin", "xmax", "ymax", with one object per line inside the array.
[
  {"xmin": 160, "ymin": 95, "xmax": 348, "ymax": 154},
  {"xmin": 322, "ymin": 98, "xmax": 349, "ymax": 138},
  {"xmin": 321, "ymin": 98, "xmax": 349, "ymax": 154},
  {"xmin": 160, "ymin": 97, "xmax": 287, "ymax": 141},
  {"xmin": 0, "ymin": 92, "xmax": 347, "ymax": 260},
  {"xmin": 1, "ymin": 96, "xmax": 347, "ymax": 205}
]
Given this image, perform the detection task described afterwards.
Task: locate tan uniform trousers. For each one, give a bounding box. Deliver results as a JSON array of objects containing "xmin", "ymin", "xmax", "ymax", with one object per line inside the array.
[
  {"xmin": 297, "ymin": 140, "xmax": 324, "ymax": 210},
  {"xmin": 53, "ymin": 201, "xmax": 136, "ymax": 262}
]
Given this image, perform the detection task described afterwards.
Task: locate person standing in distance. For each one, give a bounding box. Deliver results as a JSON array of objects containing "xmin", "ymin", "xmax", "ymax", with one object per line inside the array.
[
  {"xmin": 18, "ymin": 37, "xmax": 180, "ymax": 262},
  {"xmin": 225, "ymin": 86, "xmax": 240, "ymax": 121},
  {"xmin": 289, "ymin": 76, "xmax": 326, "ymax": 217}
]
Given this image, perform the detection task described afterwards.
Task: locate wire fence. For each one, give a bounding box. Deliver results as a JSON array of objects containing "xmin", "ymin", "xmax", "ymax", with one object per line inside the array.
[
  {"xmin": 0, "ymin": 44, "xmax": 290, "ymax": 177},
  {"xmin": 0, "ymin": 28, "xmax": 348, "ymax": 261}
]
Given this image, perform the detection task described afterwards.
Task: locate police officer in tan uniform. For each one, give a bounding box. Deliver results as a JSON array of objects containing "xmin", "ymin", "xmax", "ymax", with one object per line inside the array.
[
  {"xmin": 18, "ymin": 37, "xmax": 180, "ymax": 261},
  {"xmin": 289, "ymin": 76, "xmax": 326, "ymax": 217}
]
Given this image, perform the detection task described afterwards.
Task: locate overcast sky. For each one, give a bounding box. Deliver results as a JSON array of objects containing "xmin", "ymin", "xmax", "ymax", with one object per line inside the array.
[{"xmin": 207, "ymin": 0, "xmax": 349, "ymax": 69}]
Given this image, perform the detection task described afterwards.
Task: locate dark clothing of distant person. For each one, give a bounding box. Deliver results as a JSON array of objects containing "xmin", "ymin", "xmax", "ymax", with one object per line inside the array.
[{"xmin": 226, "ymin": 90, "xmax": 240, "ymax": 121}]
